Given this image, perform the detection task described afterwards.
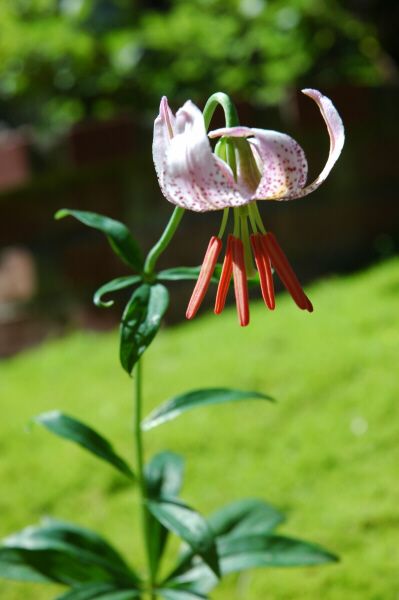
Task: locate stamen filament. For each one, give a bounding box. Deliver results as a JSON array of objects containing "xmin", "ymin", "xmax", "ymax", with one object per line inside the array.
[
  {"xmin": 232, "ymin": 238, "xmax": 250, "ymax": 326},
  {"xmin": 186, "ymin": 236, "xmax": 222, "ymax": 319},
  {"xmin": 253, "ymin": 203, "xmax": 267, "ymax": 234},
  {"xmin": 247, "ymin": 203, "xmax": 258, "ymax": 233},
  {"xmin": 214, "ymin": 235, "xmax": 234, "ymax": 314},
  {"xmin": 233, "ymin": 208, "xmax": 240, "ymax": 237},
  {"xmin": 240, "ymin": 214, "xmax": 255, "ymax": 275},
  {"xmin": 250, "ymin": 234, "xmax": 275, "ymax": 310},
  {"xmin": 262, "ymin": 233, "xmax": 313, "ymax": 312},
  {"xmin": 217, "ymin": 208, "xmax": 230, "ymax": 239}
]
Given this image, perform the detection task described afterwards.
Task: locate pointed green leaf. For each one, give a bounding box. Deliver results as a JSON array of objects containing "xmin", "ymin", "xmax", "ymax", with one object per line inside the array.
[
  {"xmin": 56, "ymin": 584, "xmax": 115, "ymax": 600},
  {"xmin": 87, "ymin": 593, "xmax": 139, "ymax": 600},
  {"xmin": 208, "ymin": 499, "xmax": 284, "ymax": 539},
  {"xmin": 2, "ymin": 519, "xmax": 139, "ymax": 586},
  {"xmin": 120, "ymin": 284, "xmax": 169, "ymax": 375},
  {"xmin": 157, "ymin": 588, "xmax": 208, "ymax": 600},
  {"xmin": 142, "ymin": 388, "xmax": 274, "ymax": 431},
  {"xmin": 162, "ymin": 563, "xmax": 216, "ymax": 596},
  {"xmin": 157, "ymin": 267, "xmax": 218, "ymax": 283},
  {"xmin": 171, "ymin": 498, "xmax": 284, "ymax": 579},
  {"xmin": 0, "ymin": 547, "xmax": 52, "ymax": 583},
  {"xmin": 218, "ymin": 534, "xmax": 339, "ymax": 571},
  {"xmin": 36, "ymin": 412, "xmax": 135, "ymax": 481},
  {"xmin": 145, "ymin": 452, "xmax": 184, "ymax": 500},
  {"xmin": 55, "ymin": 209, "xmax": 143, "ymax": 272},
  {"xmin": 166, "ymin": 534, "xmax": 338, "ymax": 593},
  {"xmin": 57, "ymin": 585, "xmax": 141, "ymax": 600},
  {"xmin": 147, "ymin": 499, "xmax": 220, "ymax": 579},
  {"xmin": 144, "ymin": 453, "xmax": 184, "ymax": 578},
  {"xmin": 94, "ymin": 276, "xmax": 142, "ymax": 307},
  {"xmin": 0, "ymin": 546, "xmax": 102, "ymax": 585},
  {"xmin": 93, "ymin": 594, "xmax": 139, "ymax": 600}
]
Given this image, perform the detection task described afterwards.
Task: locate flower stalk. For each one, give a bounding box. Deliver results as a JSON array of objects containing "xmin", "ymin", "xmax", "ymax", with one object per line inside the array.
[
  {"xmin": 143, "ymin": 206, "xmax": 185, "ymax": 278},
  {"xmin": 203, "ymin": 92, "xmax": 240, "ymax": 129}
]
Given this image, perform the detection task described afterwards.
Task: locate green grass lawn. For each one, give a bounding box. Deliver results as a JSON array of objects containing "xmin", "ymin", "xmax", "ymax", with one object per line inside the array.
[{"xmin": 1, "ymin": 258, "xmax": 399, "ymax": 599}]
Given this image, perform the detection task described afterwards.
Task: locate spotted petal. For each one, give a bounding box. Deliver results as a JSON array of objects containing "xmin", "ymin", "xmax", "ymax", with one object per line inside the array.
[
  {"xmin": 161, "ymin": 101, "xmax": 250, "ymax": 212},
  {"xmin": 291, "ymin": 88, "xmax": 345, "ymax": 198},
  {"xmin": 209, "ymin": 89, "xmax": 344, "ymax": 202},
  {"xmin": 250, "ymin": 130, "xmax": 308, "ymax": 199},
  {"xmin": 209, "ymin": 126, "xmax": 308, "ymax": 200}
]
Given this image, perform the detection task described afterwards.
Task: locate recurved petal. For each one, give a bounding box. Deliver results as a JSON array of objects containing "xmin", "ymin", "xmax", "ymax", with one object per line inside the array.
[
  {"xmin": 153, "ymin": 97, "xmax": 176, "ymax": 189},
  {"xmin": 288, "ymin": 88, "xmax": 345, "ymax": 198},
  {"xmin": 209, "ymin": 88, "xmax": 345, "ymax": 202},
  {"xmin": 162, "ymin": 101, "xmax": 249, "ymax": 212}
]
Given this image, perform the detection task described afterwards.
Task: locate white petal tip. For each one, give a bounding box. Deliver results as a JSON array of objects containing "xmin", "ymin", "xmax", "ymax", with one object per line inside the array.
[
  {"xmin": 160, "ymin": 96, "xmax": 169, "ymax": 111},
  {"xmin": 301, "ymin": 88, "xmax": 321, "ymax": 99}
]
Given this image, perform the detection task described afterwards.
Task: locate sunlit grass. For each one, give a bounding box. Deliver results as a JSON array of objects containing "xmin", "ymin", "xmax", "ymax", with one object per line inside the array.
[{"xmin": 1, "ymin": 258, "xmax": 398, "ymax": 599}]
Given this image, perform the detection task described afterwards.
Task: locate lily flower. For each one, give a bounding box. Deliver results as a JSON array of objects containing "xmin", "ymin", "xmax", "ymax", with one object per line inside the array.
[{"xmin": 153, "ymin": 90, "xmax": 344, "ymax": 325}]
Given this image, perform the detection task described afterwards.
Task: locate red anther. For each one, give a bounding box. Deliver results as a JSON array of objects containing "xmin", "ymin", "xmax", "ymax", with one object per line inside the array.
[
  {"xmin": 262, "ymin": 232, "xmax": 312, "ymax": 312},
  {"xmin": 231, "ymin": 237, "xmax": 250, "ymax": 327},
  {"xmin": 186, "ymin": 236, "xmax": 222, "ymax": 320},
  {"xmin": 305, "ymin": 296, "xmax": 314, "ymax": 313},
  {"xmin": 250, "ymin": 234, "xmax": 275, "ymax": 310},
  {"xmin": 214, "ymin": 235, "xmax": 234, "ymax": 315}
]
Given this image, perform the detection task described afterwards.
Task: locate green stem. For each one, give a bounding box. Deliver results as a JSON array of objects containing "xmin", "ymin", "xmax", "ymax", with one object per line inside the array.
[
  {"xmin": 143, "ymin": 207, "xmax": 185, "ymax": 277},
  {"xmin": 203, "ymin": 92, "xmax": 240, "ymax": 130},
  {"xmin": 134, "ymin": 360, "xmax": 155, "ymax": 599}
]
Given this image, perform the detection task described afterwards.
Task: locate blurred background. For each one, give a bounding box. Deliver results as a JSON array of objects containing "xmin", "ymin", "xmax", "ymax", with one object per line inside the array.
[{"xmin": 1, "ymin": 0, "xmax": 398, "ymax": 356}]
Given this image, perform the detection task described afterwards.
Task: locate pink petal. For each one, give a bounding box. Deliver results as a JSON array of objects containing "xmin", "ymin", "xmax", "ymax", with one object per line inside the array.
[
  {"xmin": 289, "ymin": 88, "xmax": 345, "ymax": 198},
  {"xmin": 210, "ymin": 125, "xmax": 308, "ymax": 200},
  {"xmin": 208, "ymin": 126, "xmax": 254, "ymax": 139},
  {"xmin": 152, "ymin": 97, "xmax": 176, "ymax": 191},
  {"xmin": 209, "ymin": 88, "xmax": 345, "ymax": 202},
  {"xmin": 250, "ymin": 129, "xmax": 308, "ymax": 199},
  {"xmin": 162, "ymin": 101, "xmax": 250, "ymax": 212}
]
